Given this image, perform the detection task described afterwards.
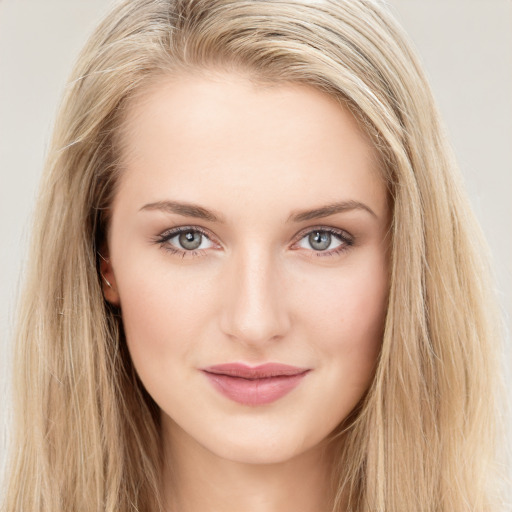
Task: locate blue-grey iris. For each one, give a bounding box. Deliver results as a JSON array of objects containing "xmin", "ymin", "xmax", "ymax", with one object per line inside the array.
[
  {"xmin": 309, "ymin": 231, "xmax": 331, "ymax": 251},
  {"xmin": 179, "ymin": 231, "xmax": 202, "ymax": 250}
]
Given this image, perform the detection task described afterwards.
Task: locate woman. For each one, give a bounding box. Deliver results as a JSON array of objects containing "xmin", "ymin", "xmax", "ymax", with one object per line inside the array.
[{"xmin": 3, "ymin": 0, "xmax": 508, "ymax": 510}]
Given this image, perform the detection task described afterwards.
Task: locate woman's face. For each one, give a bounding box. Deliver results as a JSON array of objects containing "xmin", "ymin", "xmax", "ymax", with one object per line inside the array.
[{"xmin": 103, "ymin": 71, "xmax": 390, "ymax": 465}]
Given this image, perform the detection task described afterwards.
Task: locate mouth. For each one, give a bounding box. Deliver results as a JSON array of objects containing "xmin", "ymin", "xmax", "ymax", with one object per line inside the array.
[{"xmin": 201, "ymin": 363, "xmax": 311, "ymax": 406}]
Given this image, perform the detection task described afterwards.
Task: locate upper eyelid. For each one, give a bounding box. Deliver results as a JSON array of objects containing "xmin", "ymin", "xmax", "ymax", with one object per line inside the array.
[
  {"xmin": 159, "ymin": 225, "xmax": 216, "ymax": 240},
  {"xmin": 292, "ymin": 225, "xmax": 353, "ymax": 243}
]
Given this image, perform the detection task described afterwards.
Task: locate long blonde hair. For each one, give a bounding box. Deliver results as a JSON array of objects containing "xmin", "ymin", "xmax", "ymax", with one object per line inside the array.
[{"xmin": 3, "ymin": 0, "xmax": 508, "ymax": 510}]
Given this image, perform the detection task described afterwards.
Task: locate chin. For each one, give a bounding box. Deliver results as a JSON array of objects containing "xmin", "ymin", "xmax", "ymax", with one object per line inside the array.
[
  {"xmin": 197, "ymin": 422, "xmax": 328, "ymax": 466},
  {"xmin": 210, "ymin": 439, "xmax": 307, "ymax": 465}
]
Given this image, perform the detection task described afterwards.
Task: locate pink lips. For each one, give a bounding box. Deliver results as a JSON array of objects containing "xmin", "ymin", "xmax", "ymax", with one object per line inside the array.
[{"xmin": 201, "ymin": 363, "xmax": 310, "ymax": 406}]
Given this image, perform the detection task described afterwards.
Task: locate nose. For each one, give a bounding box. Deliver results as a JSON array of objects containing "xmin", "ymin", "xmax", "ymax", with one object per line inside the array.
[{"xmin": 219, "ymin": 246, "xmax": 291, "ymax": 347}]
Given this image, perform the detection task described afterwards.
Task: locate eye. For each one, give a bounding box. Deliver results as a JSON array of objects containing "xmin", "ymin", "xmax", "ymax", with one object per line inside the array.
[
  {"xmin": 294, "ymin": 228, "xmax": 353, "ymax": 255},
  {"xmin": 155, "ymin": 226, "xmax": 217, "ymax": 254}
]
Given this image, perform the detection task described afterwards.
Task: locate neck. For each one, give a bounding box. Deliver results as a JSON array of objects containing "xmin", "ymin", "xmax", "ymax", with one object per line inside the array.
[{"xmin": 161, "ymin": 419, "xmax": 337, "ymax": 512}]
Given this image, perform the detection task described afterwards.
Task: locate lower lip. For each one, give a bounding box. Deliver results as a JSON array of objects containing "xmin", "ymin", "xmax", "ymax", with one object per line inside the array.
[{"xmin": 203, "ymin": 371, "xmax": 309, "ymax": 406}]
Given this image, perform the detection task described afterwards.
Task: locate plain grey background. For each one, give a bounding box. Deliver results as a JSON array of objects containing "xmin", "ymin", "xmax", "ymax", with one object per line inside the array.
[{"xmin": 1, "ymin": 0, "xmax": 511, "ymax": 481}]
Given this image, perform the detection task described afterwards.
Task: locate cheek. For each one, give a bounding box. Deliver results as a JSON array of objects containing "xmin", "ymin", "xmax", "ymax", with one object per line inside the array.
[
  {"xmin": 115, "ymin": 264, "xmax": 213, "ymax": 376},
  {"xmin": 299, "ymin": 257, "xmax": 388, "ymax": 379}
]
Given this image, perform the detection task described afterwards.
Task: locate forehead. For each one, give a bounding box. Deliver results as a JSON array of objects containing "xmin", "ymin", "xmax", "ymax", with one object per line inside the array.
[{"xmin": 113, "ymin": 71, "xmax": 387, "ymax": 221}]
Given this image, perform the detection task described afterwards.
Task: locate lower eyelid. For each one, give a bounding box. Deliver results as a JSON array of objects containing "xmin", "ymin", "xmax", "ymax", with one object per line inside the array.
[{"xmin": 312, "ymin": 244, "xmax": 352, "ymax": 257}]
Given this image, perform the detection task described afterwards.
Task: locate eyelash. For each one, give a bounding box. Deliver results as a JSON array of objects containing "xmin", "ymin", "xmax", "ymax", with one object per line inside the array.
[
  {"xmin": 153, "ymin": 226, "xmax": 214, "ymax": 259},
  {"xmin": 153, "ymin": 225, "xmax": 354, "ymax": 259}
]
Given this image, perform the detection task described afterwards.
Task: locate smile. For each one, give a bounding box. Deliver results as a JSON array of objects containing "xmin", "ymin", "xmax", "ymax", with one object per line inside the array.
[{"xmin": 201, "ymin": 363, "xmax": 310, "ymax": 406}]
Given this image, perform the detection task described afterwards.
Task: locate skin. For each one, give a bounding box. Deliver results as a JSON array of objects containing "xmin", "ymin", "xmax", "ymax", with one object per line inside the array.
[{"xmin": 101, "ymin": 71, "xmax": 390, "ymax": 512}]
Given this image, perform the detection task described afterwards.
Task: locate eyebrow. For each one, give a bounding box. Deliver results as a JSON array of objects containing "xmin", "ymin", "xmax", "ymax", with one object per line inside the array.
[
  {"xmin": 288, "ymin": 200, "xmax": 377, "ymax": 222},
  {"xmin": 139, "ymin": 199, "xmax": 377, "ymax": 223},
  {"xmin": 139, "ymin": 200, "xmax": 225, "ymax": 222}
]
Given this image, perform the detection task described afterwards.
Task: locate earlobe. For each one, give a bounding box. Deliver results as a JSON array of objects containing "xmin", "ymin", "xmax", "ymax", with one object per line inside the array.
[{"xmin": 98, "ymin": 251, "xmax": 120, "ymax": 306}]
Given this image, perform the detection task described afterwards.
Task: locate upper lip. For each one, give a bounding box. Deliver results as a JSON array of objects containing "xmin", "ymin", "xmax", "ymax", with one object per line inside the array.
[{"xmin": 202, "ymin": 363, "xmax": 310, "ymax": 379}]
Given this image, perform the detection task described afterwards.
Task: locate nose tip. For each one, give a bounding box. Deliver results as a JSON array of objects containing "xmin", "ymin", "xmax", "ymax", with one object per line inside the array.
[
  {"xmin": 223, "ymin": 298, "xmax": 286, "ymax": 345},
  {"xmin": 219, "ymin": 255, "xmax": 291, "ymax": 346}
]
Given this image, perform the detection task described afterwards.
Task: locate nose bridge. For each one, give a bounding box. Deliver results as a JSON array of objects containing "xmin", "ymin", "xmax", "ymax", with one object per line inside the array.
[{"xmin": 220, "ymin": 242, "xmax": 290, "ymax": 345}]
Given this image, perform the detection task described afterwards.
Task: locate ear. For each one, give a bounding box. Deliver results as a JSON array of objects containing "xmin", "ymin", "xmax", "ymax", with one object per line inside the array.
[{"xmin": 98, "ymin": 250, "xmax": 120, "ymax": 306}]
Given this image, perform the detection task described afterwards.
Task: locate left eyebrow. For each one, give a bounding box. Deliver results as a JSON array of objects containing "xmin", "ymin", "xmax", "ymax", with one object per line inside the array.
[
  {"xmin": 288, "ymin": 200, "xmax": 377, "ymax": 222},
  {"xmin": 139, "ymin": 200, "xmax": 225, "ymax": 223}
]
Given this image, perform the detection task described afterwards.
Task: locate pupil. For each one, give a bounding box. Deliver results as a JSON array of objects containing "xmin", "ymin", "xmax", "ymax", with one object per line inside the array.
[
  {"xmin": 309, "ymin": 231, "xmax": 331, "ymax": 251},
  {"xmin": 179, "ymin": 231, "xmax": 202, "ymax": 250}
]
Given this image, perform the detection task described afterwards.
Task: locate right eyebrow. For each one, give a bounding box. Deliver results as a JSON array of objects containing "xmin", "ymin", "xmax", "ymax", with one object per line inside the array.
[
  {"xmin": 139, "ymin": 200, "xmax": 225, "ymax": 223},
  {"xmin": 288, "ymin": 200, "xmax": 377, "ymax": 222}
]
